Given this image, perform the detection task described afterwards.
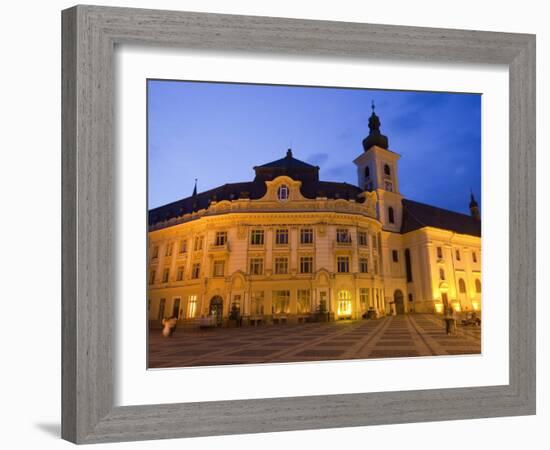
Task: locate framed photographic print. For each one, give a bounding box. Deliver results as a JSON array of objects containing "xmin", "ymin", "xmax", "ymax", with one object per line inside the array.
[{"xmin": 62, "ymin": 5, "xmax": 536, "ymax": 444}]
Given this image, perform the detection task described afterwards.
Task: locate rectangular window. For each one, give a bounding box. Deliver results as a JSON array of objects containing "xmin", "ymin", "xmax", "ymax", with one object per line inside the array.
[
  {"xmin": 472, "ymin": 251, "xmax": 478, "ymax": 263},
  {"xmin": 148, "ymin": 269, "xmax": 156, "ymax": 285},
  {"xmin": 249, "ymin": 258, "xmax": 264, "ymax": 275},
  {"xmin": 188, "ymin": 295, "xmax": 197, "ymax": 318},
  {"xmin": 272, "ymin": 290, "xmax": 290, "ymax": 314},
  {"xmin": 439, "ymin": 268, "xmax": 445, "ymax": 280},
  {"xmin": 165, "ymin": 242, "xmax": 173, "ymax": 257},
  {"xmin": 300, "ymin": 228, "xmax": 314, "ymax": 244},
  {"xmin": 250, "ymin": 291, "xmax": 264, "ymax": 315},
  {"xmin": 172, "ymin": 298, "xmax": 181, "ymax": 318},
  {"xmin": 358, "ymin": 231, "xmax": 368, "ymax": 246},
  {"xmin": 176, "ymin": 266, "xmax": 185, "ymax": 281},
  {"xmin": 337, "ymin": 256, "xmax": 350, "ymax": 273},
  {"xmin": 372, "ymin": 234, "xmax": 377, "ymax": 249},
  {"xmin": 191, "ymin": 263, "xmax": 201, "ymax": 279},
  {"xmin": 359, "ymin": 257, "xmax": 368, "ymax": 273},
  {"xmin": 250, "ymin": 229, "xmax": 264, "ymax": 246},
  {"xmin": 385, "ymin": 181, "xmax": 393, "ymax": 192},
  {"xmin": 392, "ymin": 250, "xmax": 399, "ymax": 262},
  {"xmin": 359, "ymin": 288, "xmax": 370, "ymax": 310},
  {"xmin": 158, "ymin": 298, "xmax": 166, "ymax": 320},
  {"xmin": 162, "ymin": 268, "xmax": 170, "ymax": 283},
  {"xmin": 193, "ymin": 236, "xmax": 204, "ymax": 251},
  {"xmin": 456, "ymin": 249, "xmax": 461, "ymax": 261},
  {"xmin": 179, "ymin": 239, "xmax": 187, "ymax": 254},
  {"xmin": 275, "ymin": 228, "xmax": 289, "ymax": 245},
  {"xmin": 152, "ymin": 246, "xmax": 159, "ymax": 259},
  {"xmin": 214, "ymin": 231, "xmax": 227, "ymax": 246},
  {"xmin": 297, "ymin": 289, "xmax": 311, "ymax": 314},
  {"xmin": 213, "ymin": 260, "xmax": 225, "ymax": 277},
  {"xmin": 336, "ymin": 228, "xmax": 351, "ymax": 243},
  {"xmin": 405, "ymin": 249, "xmax": 413, "ymax": 282},
  {"xmin": 274, "ymin": 257, "xmax": 288, "ymax": 274},
  {"xmin": 299, "ymin": 256, "xmax": 313, "ymax": 274},
  {"xmin": 437, "ymin": 246, "xmax": 443, "ymax": 259}
]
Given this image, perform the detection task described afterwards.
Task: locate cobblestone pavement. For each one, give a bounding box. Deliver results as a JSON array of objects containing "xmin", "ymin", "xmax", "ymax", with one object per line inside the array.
[{"xmin": 148, "ymin": 314, "xmax": 481, "ymax": 368}]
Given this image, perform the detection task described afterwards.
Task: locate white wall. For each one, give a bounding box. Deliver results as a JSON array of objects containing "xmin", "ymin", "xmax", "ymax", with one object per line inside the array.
[{"xmin": 0, "ymin": 1, "xmax": 546, "ymax": 449}]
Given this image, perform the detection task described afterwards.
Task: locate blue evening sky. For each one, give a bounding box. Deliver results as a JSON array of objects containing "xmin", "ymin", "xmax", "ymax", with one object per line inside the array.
[{"xmin": 148, "ymin": 80, "xmax": 481, "ymax": 215}]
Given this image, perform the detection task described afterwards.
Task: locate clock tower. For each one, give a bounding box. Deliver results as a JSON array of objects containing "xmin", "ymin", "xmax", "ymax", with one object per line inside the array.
[{"xmin": 353, "ymin": 103, "xmax": 403, "ymax": 232}]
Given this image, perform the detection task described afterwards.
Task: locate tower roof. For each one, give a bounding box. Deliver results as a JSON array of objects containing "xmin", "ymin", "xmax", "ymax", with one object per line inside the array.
[
  {"xmin": 253, "ymin": 148, "xmax": 319, "ymax": 183},
  {"xmin": 362, "ymin": 101, "xmax": 389, "ymax": 151},
  {"xmin": 256, "ymin": 148, "xmax": 317, "ymax": 169},
  {"xmin": 469, "ymin": 192, "xmax": 479, "ymax": 208}
]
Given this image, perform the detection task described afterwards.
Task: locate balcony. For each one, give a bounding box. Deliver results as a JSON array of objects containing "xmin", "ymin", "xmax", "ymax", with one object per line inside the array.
[
  {"xmin": 334, "ymin": 239, "xmax": 352, "ymax": 248},
  {"xmin": 176, "ymin": 250, "xmax": 188, "ymax": 259},
  {"xmin": 208, "ymin": 241, "xmax": 230, "ymax": 254}
]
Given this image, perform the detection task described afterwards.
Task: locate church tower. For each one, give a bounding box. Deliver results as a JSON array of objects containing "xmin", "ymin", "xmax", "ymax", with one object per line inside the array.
[
  {"xmin": 469, "ymin": 192, "xmax": 480, "ymax": 220},
  {"xmin": 353, "ymin": 103, "xmax": 403, "ymax": 232}
]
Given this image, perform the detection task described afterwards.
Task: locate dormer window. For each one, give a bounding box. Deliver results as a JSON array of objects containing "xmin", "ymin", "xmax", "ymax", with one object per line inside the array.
[{"xmin": 277, "ymin": 185, "xmax": 289, "ymax": 201}]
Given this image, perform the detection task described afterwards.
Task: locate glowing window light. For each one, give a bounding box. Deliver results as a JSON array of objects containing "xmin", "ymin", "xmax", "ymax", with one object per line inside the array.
[
  {"xmin": 188, "ymin": 295, "xmax": 198, "ymax": 318},
  {"xmin": 434, "ymin": 303, "xmax": 444, "ymax": 314},
  {"xmin": 452, "ymin": 302, "xmax": 461, "ymax": 312},
  {"xmin": 337, "ymin": 290, "xmax": 352, "ymax": 317},
  {"xmin": 338, "ymin": 301, "xmax": 352, "ymax": 316},
  {"xmin": 472, "ymin": 301, "xmax": 480, "ymax": 312}
]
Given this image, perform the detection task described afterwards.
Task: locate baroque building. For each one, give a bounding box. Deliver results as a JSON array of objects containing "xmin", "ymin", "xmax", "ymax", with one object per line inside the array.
[{"xmin": 147, "ymin": 108, "xmax": 481, "ymax": 325}]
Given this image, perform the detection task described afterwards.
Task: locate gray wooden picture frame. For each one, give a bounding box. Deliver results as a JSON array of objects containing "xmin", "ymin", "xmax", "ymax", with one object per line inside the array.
[{"xmin": 61, "ymin": 4, "xmax": 536, "ymax": 444}]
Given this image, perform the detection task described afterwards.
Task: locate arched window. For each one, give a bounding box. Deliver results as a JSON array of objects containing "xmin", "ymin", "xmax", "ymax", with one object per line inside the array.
[
  {"xmin": 364, "ymin": 166, "xmax": 370, "ymax": 178},
  {"xmin": 475, "ymin": 279, "xmax": 482, "ymax": 293},
  {"xmin": 277, "ymin": 185, "xmax": 289, "ymax": 201},
  {"xmin": 459, "ymin": 278, "xmax": 467, "ymax": 294},
  {"xmin": 384, "ymin": 164, "xmax": 391, "ymax": 176},
  {"xmin": 388, "ymin": 207, "xmax": 395, "ymax": 223}
]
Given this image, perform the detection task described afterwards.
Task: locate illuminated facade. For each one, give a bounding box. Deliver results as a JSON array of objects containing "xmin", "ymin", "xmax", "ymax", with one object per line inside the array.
[{"xmin": 147, "ymin": 109, "xmax": 481, "ymax": 325}]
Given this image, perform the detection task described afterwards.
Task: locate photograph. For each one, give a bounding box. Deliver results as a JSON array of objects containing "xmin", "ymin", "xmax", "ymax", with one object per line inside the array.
[
  {"xmin": 1, "ymin": 0, "xmax": 541, "ymax": 447},
  {"xmin": 146, "ymin": 80, "xmax": 482, "ymax": 368}
]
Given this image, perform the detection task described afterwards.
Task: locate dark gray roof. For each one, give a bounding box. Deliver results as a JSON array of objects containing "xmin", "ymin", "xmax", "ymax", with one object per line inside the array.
[
  {"xmin": 253, "ymin": 149, "xmax": 320, "ymax": 184},
  {"xmin": 148, "ymin": 182, "xmax": 259, "ymax": 225},
  {"xmin": 401, "ymin": 199, "xmax": 481, "ymax": 237},
  {"xmin": 257, "ymin": 151, "xmax": 317, "ymax": 169},
  {"xmin": 148, "ymin": 179, "xmax": 364, "ymax": 226}
]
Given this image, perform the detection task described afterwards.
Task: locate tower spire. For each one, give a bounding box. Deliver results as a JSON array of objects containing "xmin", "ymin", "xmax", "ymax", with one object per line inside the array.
[
  {"xmin": 191, "ymin": 178, "xmax": 198, "ymax": 212},
  {"xmin": 469, "ymin": 190, "xmax": 480, "ymax": 220},
  {"xmin": 362, "ymin": 100, "xmax": 389, "ymax": 151}
]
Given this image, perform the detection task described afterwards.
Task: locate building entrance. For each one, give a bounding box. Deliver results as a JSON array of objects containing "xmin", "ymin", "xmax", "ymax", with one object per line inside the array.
[
  {"xmin": 209, "ymin": 296, "xmax": 224, "ymax": 325},
  {"xmin": 394, "ymin": 290, "xmax": 405, "ymax": 314}
]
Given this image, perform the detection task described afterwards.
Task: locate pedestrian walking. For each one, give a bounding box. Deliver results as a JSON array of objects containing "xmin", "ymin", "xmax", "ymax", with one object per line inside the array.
[
  {"xmin": 161, "ymin": 316, "xmax": 178, "ymax": 337},
  {"xmin": 444, "ymin": 306, "xmax": 456, "ymax": 336}
]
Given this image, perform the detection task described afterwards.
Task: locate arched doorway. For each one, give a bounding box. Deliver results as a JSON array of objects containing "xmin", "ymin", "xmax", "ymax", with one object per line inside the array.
[
  {"xmin": 394, "ymin": 290, "xmax": 405, "ymax": 314},
  {"xmin": 209, "ymin": 296, "xmax": 224, "ymax": 326}
]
